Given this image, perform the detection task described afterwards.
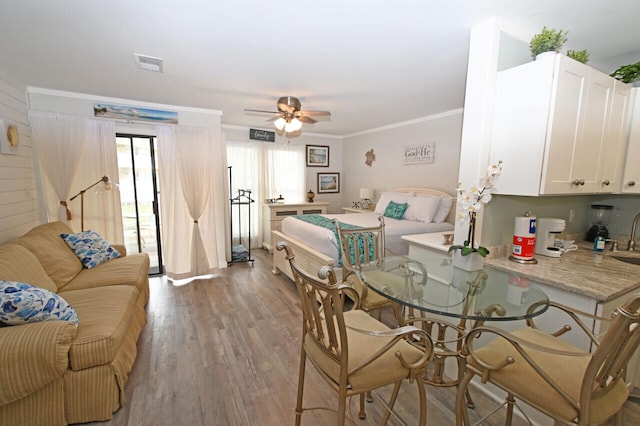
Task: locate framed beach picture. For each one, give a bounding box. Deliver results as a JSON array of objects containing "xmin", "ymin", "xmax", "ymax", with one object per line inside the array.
[
  {"xmin": 317, "ymin": 172, "xmax": 340, "ymax": 193},
  {"xmin": 306, "ymin": 145, "xmax": 329, "ymax": 167}
]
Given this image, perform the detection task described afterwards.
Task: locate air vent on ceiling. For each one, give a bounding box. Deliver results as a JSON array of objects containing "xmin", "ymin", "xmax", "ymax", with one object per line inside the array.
[{"xmin": 134, "ymin": 53, "xmax": 163, "ymax": 73}]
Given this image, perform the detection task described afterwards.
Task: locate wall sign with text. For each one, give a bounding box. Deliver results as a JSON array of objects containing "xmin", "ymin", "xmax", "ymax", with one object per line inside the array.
[
  {"xmin": 403, "ymin": 142, "xmax": 435, "ymax": 165},
  {"xmin": 249, "ymin": 128, "xmax": 276, "ymax": 142}
]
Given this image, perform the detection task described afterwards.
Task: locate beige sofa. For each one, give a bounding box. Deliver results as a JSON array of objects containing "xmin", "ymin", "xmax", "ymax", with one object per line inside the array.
[{"xmin": 0, "ymin": 222, "xmax": 150, "ymax": 426}]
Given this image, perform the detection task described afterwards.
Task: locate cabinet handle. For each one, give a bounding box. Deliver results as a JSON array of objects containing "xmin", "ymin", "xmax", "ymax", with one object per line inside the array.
[
  {"xmin": 572, "ymin": 179, "xmax": 585, "ymax": 186},
  {"xmin": 629, "ymin": 181, "xmax": 636, "ymax": 187},
  {"xmin": 602, "ymin": 180, "xmax": 610, "ymax": 186}
]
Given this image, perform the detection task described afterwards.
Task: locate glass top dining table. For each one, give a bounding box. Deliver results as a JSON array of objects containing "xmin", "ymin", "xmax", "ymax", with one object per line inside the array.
[{"xmin": 356, "ymin": 254, "xmax": 550, "ymax": 323}]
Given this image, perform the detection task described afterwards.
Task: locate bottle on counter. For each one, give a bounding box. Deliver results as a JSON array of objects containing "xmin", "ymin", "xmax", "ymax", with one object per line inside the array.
[{"xmin": 593, "ymin": 235, "xmax": 605, "ymax": 252}]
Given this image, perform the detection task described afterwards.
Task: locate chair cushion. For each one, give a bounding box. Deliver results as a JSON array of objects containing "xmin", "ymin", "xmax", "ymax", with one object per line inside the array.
[
  {"xmin": 468, "ymin": 327, "xmax": 629, "ymax": 423},
  {"xmin": 60, "ymin": 285, "xmax": 141, "ymax": 370},
  {"xmin": 14, "ymin": 222, "xmax": 83, "ymax": 290},
  {"xmin": 0, "ymin": 243, "xmax": 58, "ymax": 293},
  {"xmin": 305, "ymin": 310, "xmax": 425, "ymax": 393}
]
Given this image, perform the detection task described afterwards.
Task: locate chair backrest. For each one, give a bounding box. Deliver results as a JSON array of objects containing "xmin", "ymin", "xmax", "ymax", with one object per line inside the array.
[
  {"xmin": 334, "ymin": 216, "xmax": 385, "ymax": 273},
  {"xmin": 584, "ymin": 295, "xmax": 640, "ymax": 403},
  {"xmin": 276, "ymin": 241, "xmax": 355, "ymax": 369}
]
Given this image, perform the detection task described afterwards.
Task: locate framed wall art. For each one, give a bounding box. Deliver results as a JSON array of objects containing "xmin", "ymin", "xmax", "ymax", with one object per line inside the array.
[
  {"xmin": 317, "ymin": 172, "xmax": 340, "ymax": 193},
  {"xmin": 306, "ymin": 144, "xmax": 329, "ymax": 167}
]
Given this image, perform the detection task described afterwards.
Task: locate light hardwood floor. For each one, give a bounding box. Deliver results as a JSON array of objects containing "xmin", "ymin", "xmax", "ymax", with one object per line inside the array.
[{"xmin": 87, "ymin": 248, "xmax": 639, "ymax": 426}]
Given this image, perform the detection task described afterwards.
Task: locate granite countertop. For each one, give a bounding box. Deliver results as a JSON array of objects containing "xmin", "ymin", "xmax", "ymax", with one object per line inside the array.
[{"xmin": 486, "ymin": 243, "xmax": 640, "ymax": 303}]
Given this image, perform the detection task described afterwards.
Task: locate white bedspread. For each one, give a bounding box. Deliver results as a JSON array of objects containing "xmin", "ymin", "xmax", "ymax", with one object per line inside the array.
[{"xmin": 281, "ymin": 213, "xmax": 454, "ymax": 260}]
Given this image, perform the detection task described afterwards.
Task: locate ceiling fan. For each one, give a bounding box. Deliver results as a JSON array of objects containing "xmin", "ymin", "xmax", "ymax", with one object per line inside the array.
[{"xmin": 245, "ymin": 96, "xmax": 331, "ymax": 136}]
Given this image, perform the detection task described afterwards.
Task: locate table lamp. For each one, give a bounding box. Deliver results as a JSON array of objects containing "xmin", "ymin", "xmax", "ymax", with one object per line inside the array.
[{"xmin": 359, "ymin": 188, "xmax": 374, "ymax": 210}]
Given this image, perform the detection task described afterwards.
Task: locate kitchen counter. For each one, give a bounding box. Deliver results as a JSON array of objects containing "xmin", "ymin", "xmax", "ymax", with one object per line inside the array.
[{"xmin": 486, "ymin": 243, "xmax": 640, "ymax": 303}]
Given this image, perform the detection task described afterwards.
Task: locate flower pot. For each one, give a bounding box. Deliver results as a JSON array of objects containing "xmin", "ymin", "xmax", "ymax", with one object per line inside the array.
[
  {"xmin": 452, "ymin": 251, "xmax": 485, "ymax": 272},
  {"xmin": 534, "ymin": 51, "xmax": 558, "ymax": 61}
]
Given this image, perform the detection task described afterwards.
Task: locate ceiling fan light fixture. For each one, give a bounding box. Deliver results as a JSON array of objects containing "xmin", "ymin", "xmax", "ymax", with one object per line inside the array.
[
  {"xmin": 274, "ymin": 117, "xmax": 286, "ymax": 131},
  {"xmin": 285, "ymin": 117, "xmax": 303, "ymax": 133}
]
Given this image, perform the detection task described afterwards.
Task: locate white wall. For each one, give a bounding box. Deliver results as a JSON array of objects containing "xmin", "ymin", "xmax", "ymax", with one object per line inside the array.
[
  {"xmin": 0, "ymin": 74, "xmax": 41, "ymax": 245},
  {"xmin": 342, "ymin": 110, "xmax": 463, "ymax": 207}
]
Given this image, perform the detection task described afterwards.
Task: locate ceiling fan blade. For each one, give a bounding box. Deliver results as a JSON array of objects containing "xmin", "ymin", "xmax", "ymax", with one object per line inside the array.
[
  {"xmin": 297, "ymin": 110, "xmax": 331, "ymax": 117},
  {"xmin": 244, "ymin": 108, "xmax": 280, "ymax": 115},
  {"xmin": 298, "ymin": 116, "xmax": 317, "ymax": 124}
]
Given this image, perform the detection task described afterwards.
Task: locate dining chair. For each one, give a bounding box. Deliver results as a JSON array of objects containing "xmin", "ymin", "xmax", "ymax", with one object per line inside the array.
[
  {"xmin": 276, "ymin": 242, "xmax": 434, "ymax": 425},
  {"xmin": 455, "ymin": 296, "xmax": 640, "ymax": 426},
  {"xmin": 334, "ymin": 216, "xmax": 402, "ymax": 323}
]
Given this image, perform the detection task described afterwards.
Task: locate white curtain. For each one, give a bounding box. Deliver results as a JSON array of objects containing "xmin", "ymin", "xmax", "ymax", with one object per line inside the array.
[
  {"xmin": 74, "ymin": 119, "xmax": 123, "ymax": 242},
  {"xmin": 29, "ymin": 112, "xmax": 86, "ymax": 223},
  {"xmin": 157, "ymin": 125, "xmax": 228, "ymax": 280},
  {"xmin": 226, "ymin": 140, "xmax": 305, "ymax": 249},
  {"xmin": 226, "ymin": 141, "xmax": 263, "ymax": 248}
]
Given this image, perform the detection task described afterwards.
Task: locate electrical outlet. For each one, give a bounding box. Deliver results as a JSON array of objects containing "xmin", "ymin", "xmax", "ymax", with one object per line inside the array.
[{"xmin": 569, "ymin": 209, "xmax": 575, "ymax": 223}]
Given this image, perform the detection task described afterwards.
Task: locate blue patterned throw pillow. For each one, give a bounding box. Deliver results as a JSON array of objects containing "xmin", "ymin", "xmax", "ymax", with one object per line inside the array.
[
  {"xmin": 383, "ymin": 201, "xmax": 408, "ymax": 220},
  {"xmin": 61, "ymin": 230, "xmax": 120, "ymax": 269},
  {"xmin": 0, "ymin": 280, "xmax": 78, "ymax": 326}
]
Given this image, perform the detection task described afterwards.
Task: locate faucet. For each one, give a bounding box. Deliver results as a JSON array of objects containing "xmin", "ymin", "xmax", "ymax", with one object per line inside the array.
[{"xmin": 628, "ymin": 213, "xmax": 640, "ymax": 251}]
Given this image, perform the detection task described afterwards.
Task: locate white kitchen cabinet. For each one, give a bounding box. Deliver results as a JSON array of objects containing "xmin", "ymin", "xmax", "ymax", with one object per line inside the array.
[
  {"xmin": 262, "ymin": 202, "xmax": 328, "ymax": 252},
  {"xmin": 622, "ymin": 88, "xmax": 640, "ymax": 194},
  {"xmin": 600, "ymin": 80, "xmax": 632, "ymax": 192},
  {"xmin": 491, "ymin": 53, "xmax": 630, "ymax": 195}
]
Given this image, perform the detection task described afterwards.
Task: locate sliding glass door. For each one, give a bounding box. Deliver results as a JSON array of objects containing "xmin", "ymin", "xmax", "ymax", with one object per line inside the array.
[{"xmin": 116, "ymin": 134, "xmax": 163, "ymax": 275}]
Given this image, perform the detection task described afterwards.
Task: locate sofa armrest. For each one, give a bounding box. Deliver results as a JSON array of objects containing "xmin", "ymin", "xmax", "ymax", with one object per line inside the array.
[
  {"xmin": 112, "ymin": 244, "xmax": 127, "ymax": 257},
  {"xmin": 0, "ymin": 321, "xmax": 77, "ymax": 405}
]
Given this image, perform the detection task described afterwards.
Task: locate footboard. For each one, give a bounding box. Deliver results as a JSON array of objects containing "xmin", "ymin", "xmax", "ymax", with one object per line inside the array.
[{"xmin": 271, "ymin": 230, "xmax": 339, "ymax": 281}]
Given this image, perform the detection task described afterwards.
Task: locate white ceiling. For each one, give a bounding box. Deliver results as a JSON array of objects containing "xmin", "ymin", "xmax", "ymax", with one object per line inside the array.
[{"xmin": 1, "ymin": 0, "xmax": 639, "ymax": 136}]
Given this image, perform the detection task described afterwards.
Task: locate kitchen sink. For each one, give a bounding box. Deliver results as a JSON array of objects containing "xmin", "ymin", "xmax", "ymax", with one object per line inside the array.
[{"xmin": 612, "ymin": 256, "xmax": 640, "ymax": 266}]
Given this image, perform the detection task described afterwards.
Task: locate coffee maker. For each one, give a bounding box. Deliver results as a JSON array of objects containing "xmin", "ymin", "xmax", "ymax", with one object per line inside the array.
[
  {"xmin": 535, "ymin": 218, "xmax": 566, "ymax": 258},
  {"xmin": 586, "ymin": 204, "xmax": 614, "ymax": 242}
]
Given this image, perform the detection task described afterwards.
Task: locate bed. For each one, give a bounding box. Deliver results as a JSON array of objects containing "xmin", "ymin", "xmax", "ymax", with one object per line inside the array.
[{"xmin": 271, "ymin": 188, "xmax": 456, "ymax": 281}]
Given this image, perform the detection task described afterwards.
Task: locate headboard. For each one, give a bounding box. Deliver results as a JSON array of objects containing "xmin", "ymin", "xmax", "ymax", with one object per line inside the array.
[{"xmin": 392, "ymin": 187, "xmax": 457, "ymax": 225}]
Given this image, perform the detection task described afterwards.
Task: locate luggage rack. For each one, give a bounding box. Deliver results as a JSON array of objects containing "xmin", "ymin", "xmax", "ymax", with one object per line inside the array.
[{"xmin": 228, "ymin": 167, "xmax": 254, "ymax": 266}]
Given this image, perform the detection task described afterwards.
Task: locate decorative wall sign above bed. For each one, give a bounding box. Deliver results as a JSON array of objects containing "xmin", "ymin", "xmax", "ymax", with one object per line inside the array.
[{"xmin": 403, "ymin": 142, "xmax": 435, "ymax": 165}]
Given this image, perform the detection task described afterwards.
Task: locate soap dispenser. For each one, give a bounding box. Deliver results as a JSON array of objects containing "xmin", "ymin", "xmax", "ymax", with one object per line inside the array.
[{"xmin": 593, "ymin": 235, "xmax": 605, "ymax": 252}]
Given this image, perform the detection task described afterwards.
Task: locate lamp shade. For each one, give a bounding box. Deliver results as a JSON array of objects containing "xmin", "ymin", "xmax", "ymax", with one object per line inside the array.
[
  {"xmin": 359, "ymin": 188, "xmax": 374, "ymax": 199},
  {"xmin": 274, "ymin": 117, "xmax": 286, "ymax": 131}
]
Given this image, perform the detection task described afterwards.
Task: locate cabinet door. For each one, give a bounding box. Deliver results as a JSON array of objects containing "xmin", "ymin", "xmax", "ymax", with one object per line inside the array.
[
  {"xmin": 541, "ymin": 57, "xmax": 593, "ymax": 194},
  {"xmin": 622, "ymin": 88, "xmax": 640, "ymax": 193},
  {"xmin": 600, "ymin": 81, "xmax": 632, "ymax": 192}
]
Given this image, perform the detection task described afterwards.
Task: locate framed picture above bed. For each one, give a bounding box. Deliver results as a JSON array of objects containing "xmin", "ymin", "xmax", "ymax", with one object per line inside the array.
[
  {"xmin": 317, "ymin": 172, "xmax": 340, "ymax": 193},
  {"xmin": 306, "ymin": 145, "xmax": 329, "ymax": 167}
]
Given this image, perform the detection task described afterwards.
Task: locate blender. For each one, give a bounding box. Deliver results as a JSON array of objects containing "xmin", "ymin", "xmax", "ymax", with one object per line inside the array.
[{"xmin": 586, "ymin": 204, "xmax": 614, "ymax": 242}]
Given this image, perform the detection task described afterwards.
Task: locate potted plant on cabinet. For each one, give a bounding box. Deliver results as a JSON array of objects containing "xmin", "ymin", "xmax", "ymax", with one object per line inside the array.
[
  {"xmin": 530, "ymin": 26, "xmax": 569, "ymax": 59},
  {"xmin": 610, "ymin": 61, "xmax": 640, "ymax": 84},
  {"xmin": 449, "ymin": 161, "xmax": 503, "ymax": 271},
  {"xmin": 567, "ymin": 49, "xmax": 589, "ymax": 64}
]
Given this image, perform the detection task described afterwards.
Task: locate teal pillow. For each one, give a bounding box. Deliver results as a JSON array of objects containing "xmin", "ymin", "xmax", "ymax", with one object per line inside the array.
[
  {"xmin": 0, "ymin": 280, "xmax": 79, "ymax": 326},
  {"xmin": 384, "ymin": 201, "xmax": 408, "ymax": 220}
]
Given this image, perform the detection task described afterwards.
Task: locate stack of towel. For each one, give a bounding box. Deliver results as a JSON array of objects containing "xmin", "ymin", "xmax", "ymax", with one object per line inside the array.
[{"xmin": 554, "ymin": 239, "xmax": 579, "ymax": 254}]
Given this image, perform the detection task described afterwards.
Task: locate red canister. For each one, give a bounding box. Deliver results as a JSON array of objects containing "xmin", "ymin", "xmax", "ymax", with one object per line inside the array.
[{"xmin": 511, "ymin": 215, "xmax": 536, "ymax": 261}]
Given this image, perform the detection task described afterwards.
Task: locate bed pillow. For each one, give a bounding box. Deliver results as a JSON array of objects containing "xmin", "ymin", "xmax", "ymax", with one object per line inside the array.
[
  {"xmin": 433, "ymin": 197, "xmax": 454, "ymax": 223},
  {"xmin": 383, "ymin": 201, "xmax": 408, "ymax": 220},
  {"xmin": 404, "ymin": 196, "xmax": 441, "ymax": 223},
  {"xmin": 60, "ymin": 230, "xmax": 120, "ymax": 269},
  {"xmin": 374, "ymin": 191, "xmax": 414, "ymax": 215},
  {"xmin": 0, "ymin": 280, "xmax": 79, "ymax": 326}
]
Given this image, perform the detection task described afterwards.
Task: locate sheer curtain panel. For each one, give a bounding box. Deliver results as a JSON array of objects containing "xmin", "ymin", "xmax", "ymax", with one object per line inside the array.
[
  {"xmin": 29, "ymin": 112, "xmax": 86, "ymax": 223},
  {"xmin": 157, "ymin": 125, "xmax": 228, "ymax": 280}
]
